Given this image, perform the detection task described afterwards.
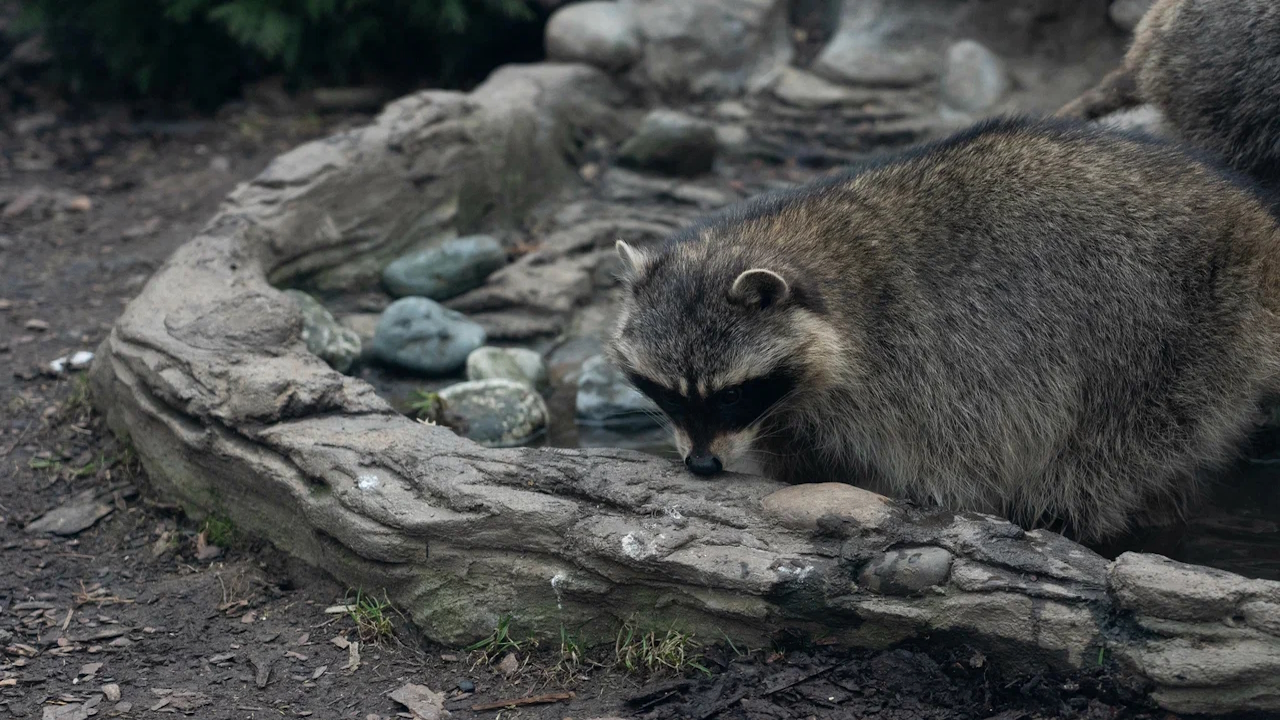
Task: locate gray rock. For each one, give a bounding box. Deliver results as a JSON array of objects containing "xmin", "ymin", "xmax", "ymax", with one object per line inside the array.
[
  {"xmin": 625, "ymin": 0, "xmax": 793, "ymax": 97},
  {"xmin": 941, "ymin": 40, "xmax": 1010, "ymax": 113},
  {"xmin": 859, "ymin": 547, "xmax": 954, "ymax": 595},
  {"xmin": 283, "ymin": 290, "xmax": 362, "ymax": 374},
  {"xmin": 545, "ymin": 1, "xmax": 642, "ymax": 71},
  {"xmin": 770, "ymin": 67, "xmax": 878, "ymax": 109},
  {"xmin": 575, "ymin": 354, "xmax": 662, "ymax": 428},
  {"xmin": 1110, "ymin": 0, "xmax": 1154, "ymax": 32},
  {"xmin": 372, "ymin": 297, "xmax": 486, "ymax": 375},
  {"xmin": 618, "ymin": 110, "xmax": 718, "ymax": 177},
  {"xmin": 339, "ymin": 313, "xmax": 381, "ymax": 364},
  {"xmin": 814, "ymin": 0, "xmax": 947, "ymax": 87},
  {"xmin": 466, "ymin": 346, "xmax": 549, "ymax": 393},
  {"xmin": 382, "ymin": 235, "xmax": 507, "ymax": 301},
  {"xmin": 438, "ymin": 379, "xmax": 549, "ymax": 448}
]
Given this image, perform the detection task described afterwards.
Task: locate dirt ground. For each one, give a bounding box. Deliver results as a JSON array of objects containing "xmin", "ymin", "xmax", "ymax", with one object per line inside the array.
[{"xmin": 2, "ymin": 94, "xmax": 1274, "ymax": 720}]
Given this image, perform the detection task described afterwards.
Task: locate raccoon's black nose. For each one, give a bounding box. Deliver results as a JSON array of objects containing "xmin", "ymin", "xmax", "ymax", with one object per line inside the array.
[{"xmin": 685, "ymin": 452, "xmax": 722, "ymax": 476}]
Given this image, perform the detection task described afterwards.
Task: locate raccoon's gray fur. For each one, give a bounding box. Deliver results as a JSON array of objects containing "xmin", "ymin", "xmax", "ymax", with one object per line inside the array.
[
  {"xmin": 1057, "ymin": 0, "xmax": 1280, "ymax": 182},
  {"xmin": 607, "ymin": 116, "xmax": 1280, "ymax": 544}
]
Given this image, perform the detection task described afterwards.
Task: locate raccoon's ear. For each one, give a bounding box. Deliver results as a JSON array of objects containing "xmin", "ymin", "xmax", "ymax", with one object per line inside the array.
[
  {"xmin": 730, "ymin": 268, "xmax": 791, "ymax": 310},
  {"xmin": 615, "ymin": 240, "xmax": 652, "ymax": 279}
]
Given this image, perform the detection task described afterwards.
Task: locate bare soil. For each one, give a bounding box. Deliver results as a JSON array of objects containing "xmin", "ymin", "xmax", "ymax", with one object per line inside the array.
[{"xmin": 0, "ymin": 98, "xmax": 1273, "ymax": 720}]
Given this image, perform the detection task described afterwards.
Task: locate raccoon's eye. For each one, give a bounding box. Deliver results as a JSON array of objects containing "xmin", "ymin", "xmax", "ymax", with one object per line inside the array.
[{"xmin": 718, "ymin": 388, "xmax": 741, "ymax": 406}]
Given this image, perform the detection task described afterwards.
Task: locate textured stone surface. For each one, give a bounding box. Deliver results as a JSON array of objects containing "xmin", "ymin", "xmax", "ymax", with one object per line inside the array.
[
  {"xmin": 381, "ymin": 235, "xmax": 507, "ymax": 301},
  {"xmin": 811, "ymin": 0, "xmax": 1122, "ymax": 113},
  {"xmin": 283, "ymin": 290, "xmax": 361, "ymax": 373},
  {"xmin": 437, "ymin": 378, "xmax": 549, "ymax": 447},
  {"xmin": 88, "ymin": 60, "xmax": 1280, "ymax": 717},
  {"xmin": 624, "ymin": 0, "xmax": 792, "ymax": 97},
  {"xmin": 545, "ymin": 1, "xmax": 642, "ymax": 71}
]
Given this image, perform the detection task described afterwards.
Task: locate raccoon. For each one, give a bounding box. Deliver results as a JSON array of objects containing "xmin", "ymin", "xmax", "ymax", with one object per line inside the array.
[
  {"xmin": 1057, "ymin": 0, "xmax": 1280, "ymax": 182},
  {"xmin": 606, "ymin": 116, "xmax": 1280, "ymax": 544}
]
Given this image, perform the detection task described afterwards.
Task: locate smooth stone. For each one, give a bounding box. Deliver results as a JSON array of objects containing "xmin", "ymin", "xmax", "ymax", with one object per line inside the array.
[
  {"xmin": 372, "ymin": 297, "xmax": 486, "ymax": 375},
  {"xmin": 382, "ymin": 235, "xmax": 507, "ymax": 301},
  {"xmin": 25, "ymin": 489, "xmax": 114, "ymax": 536},
  {"xmin": 859, "ymin": 547, "xmax": 954, "ymax": 595},
  {"xmin": 761, "ymin": 483, "xmax": 894, "ymax": 532},
  {"xmin": 617, "ymin": 110, "xmax": 718, "ymax": 177},
  {"xmin": 465, "ymin": 346, "xmax": 549, "ymax": 393},
  {"xmin": 940, "ymin": 40, "xmax": 1009, "ymax": 113},
  {"xmin": 284, "ymin": 290, "xmax": 362, "ymax": 374},
  {"xmin": 545, "ymin": 1, "xmax": 641, "ymax": 71},
  {"xmin": 574, "ymin": 354, "xmax": 661, "ymax": 428},
  {"xmin": 438, "ymin": 379, "xmax": 549, "ymax": 448},
  {"xmin": 1110, "ymin": 0, "xmax": 1154, "ymax": 32}
]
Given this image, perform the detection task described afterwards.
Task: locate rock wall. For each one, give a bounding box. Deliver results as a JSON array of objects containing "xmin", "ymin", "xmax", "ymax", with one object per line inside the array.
[{"xmin": 87, "ymin": 61, "xmax": 1280, "ymax": 716}]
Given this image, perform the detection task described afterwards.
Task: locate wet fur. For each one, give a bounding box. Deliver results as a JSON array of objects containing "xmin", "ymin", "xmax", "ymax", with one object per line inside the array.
[
  {"xmin": 608, "ymin": 116, "xmax": 1280, "ymax": 544},
  {"xmin": 1058, "ymin": 0, "xmax": 1280, "ymax": 183}
]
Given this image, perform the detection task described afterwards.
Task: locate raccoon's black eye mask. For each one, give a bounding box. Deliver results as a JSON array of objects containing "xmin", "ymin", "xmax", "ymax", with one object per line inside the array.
[{"xmin": 625, "ymin": 370, "xmax": 797, "ymax": 430}]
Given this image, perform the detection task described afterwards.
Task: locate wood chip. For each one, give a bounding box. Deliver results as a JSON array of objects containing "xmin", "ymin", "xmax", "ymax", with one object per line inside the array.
[{"xmin": 469, "ymin": 691, "xmax": 575, "ymax": 712}]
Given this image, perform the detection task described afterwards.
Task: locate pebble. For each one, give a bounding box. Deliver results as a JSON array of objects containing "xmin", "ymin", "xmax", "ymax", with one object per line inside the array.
[
  {"xmin": 102, "ymin": 683, "xmax": 122, "ymax": 702},
  {"xmin": 381, "ymin": 235, "xmax": 507, "ymax": 301},
  {"xmin": 457, "ymin": 679, "xmax": 475, "ymax": 693},
  {"xmin": 940, "ymin": 40, "xmax": 1010, "ymax": 113},
  {"xmin": 437, "ymin": 379, "xmax": 549, "ymax": 448},
  {"xmin": 617, "ymin": 110, "xmax": 718, "ymax": 177},
  {"xmin": 372, "ymin": 297, "xmax": 486, "ymax": 376},
  {"xmin": 465, "ymin": 346, "xmax": 549, "ymax": 393},
  {"xmin": 283, "ymin": 290, "xmax": 362, "ymax": 374},
  {"xmin": 545, "ymin": 1, "xmax": 641, "ymax": 71},
  {"xmin": 24, "ymin": 318, "xmax": 49, "ymax": 331},
  {"xmin": 574, "ymin": 355, "xmax": 662, "ymax": 429}
]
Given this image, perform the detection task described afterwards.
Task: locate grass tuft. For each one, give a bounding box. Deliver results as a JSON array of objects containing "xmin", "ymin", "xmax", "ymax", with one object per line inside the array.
[
  {"xmin": 614, "ymin": 619, "xmax": 710, "ymax": 677},
  {"xmin": 345, "ymin": 588, "xmax": 396, "ymax": 644}
]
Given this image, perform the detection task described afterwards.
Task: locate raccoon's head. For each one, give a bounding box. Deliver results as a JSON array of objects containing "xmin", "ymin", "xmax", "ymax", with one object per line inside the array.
[{"xmin": 607, "ymin": 238, "xmax": 843, "ymax": 477}]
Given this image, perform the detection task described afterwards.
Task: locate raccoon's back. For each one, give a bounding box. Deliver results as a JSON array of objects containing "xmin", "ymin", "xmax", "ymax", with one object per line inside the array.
[
  {"xmin": 813, "ymin": 118, "xmax": 1280, "ymax": 421},
  {"xmin": 1136, "ymin": 0, "xmax": 1280, "ymax": 181}
]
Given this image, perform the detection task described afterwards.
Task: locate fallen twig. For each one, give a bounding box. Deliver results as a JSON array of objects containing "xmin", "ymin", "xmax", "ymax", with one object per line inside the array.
[{"xmin": 470, "ymin": 691, "xmax": 575, "ymax": 711}]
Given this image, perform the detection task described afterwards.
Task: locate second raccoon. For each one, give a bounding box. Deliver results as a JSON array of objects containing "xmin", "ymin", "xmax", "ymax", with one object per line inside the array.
[{"xmin": 607, "ymin": 117, "xmax": 1280, "ymax": 544}]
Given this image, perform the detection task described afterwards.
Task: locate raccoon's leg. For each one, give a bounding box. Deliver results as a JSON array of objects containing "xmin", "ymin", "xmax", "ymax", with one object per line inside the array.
[{"xmin": 1055, "ymin": 66, "xmax": 1142, "ymax": 120}]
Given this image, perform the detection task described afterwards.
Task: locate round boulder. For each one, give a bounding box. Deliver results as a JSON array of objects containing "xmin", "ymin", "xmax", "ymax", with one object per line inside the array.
[
  {"xmin": 941, "ymin": 40, "xmax": 1010, "ymax": 113},
  {"xmin": 545, "ymin": 1, "xmax": 642, "ymax": 72},
  {"xmin": 575, "ymin": 354, "xmax": 662, "ymax": 428},
  {"xmin": 382, "ymin": 235, "xmax": 507, "ymax": 301},
  {"xmin": 466, "ymin": 346, "xmax": 549, "ymax": 393},
  {"xmin": 438, "ymin": 378, "xmax": 550, "ymax": 447},
  {"xmin": 372, "ymin": 296, "xmax": 486, "ymax": 375},
  {"xmin": 617, "ymin": 110, "xmax": 718, "ymax": 177}
]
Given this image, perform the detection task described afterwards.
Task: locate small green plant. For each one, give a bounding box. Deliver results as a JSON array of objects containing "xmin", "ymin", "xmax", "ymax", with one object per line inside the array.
[
  {"xmin": 345, "ymin": 588, "xmax": 396, "ymax": 644},
  {"xmin": 63, "ymin": 374, "xmax": 94, "ymax": 418},
  {"xmin": 28, "ymin": 457, "xmax": 62, "ymax": 472},
  {"xmin": 552, "ymin": 625, "xmax": 593, "ymax": 675},
  {"xmin": 202, "ymin": 515, "xmax": 236, "ymax": 547},
  {"xmin": 614, "ymin": 619, "xmax": 711, "ymax": 677},
  {"xmin": 408, "ymin": 390, "xmax": 445, "ymax": 422},
  {"xmin": 466, "ymin": 614, "xmax": 527, "ymax": 666}
]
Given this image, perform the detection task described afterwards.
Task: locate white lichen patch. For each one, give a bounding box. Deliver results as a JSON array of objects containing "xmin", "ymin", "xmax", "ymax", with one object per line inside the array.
[
  {"xmin": 774, "ymin": 564, "xmax": 815, "ymax": 581},
  {"xmin": 550, "ymin": 571, "xmax": 568, "ymax": 610},
  {"xmin": 621, "ymin": 532, "xmax": 659, "ymax": 561},
  {"xmin": 357, "ymin": 474, "xmax": 381, "ymax": 490}
]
